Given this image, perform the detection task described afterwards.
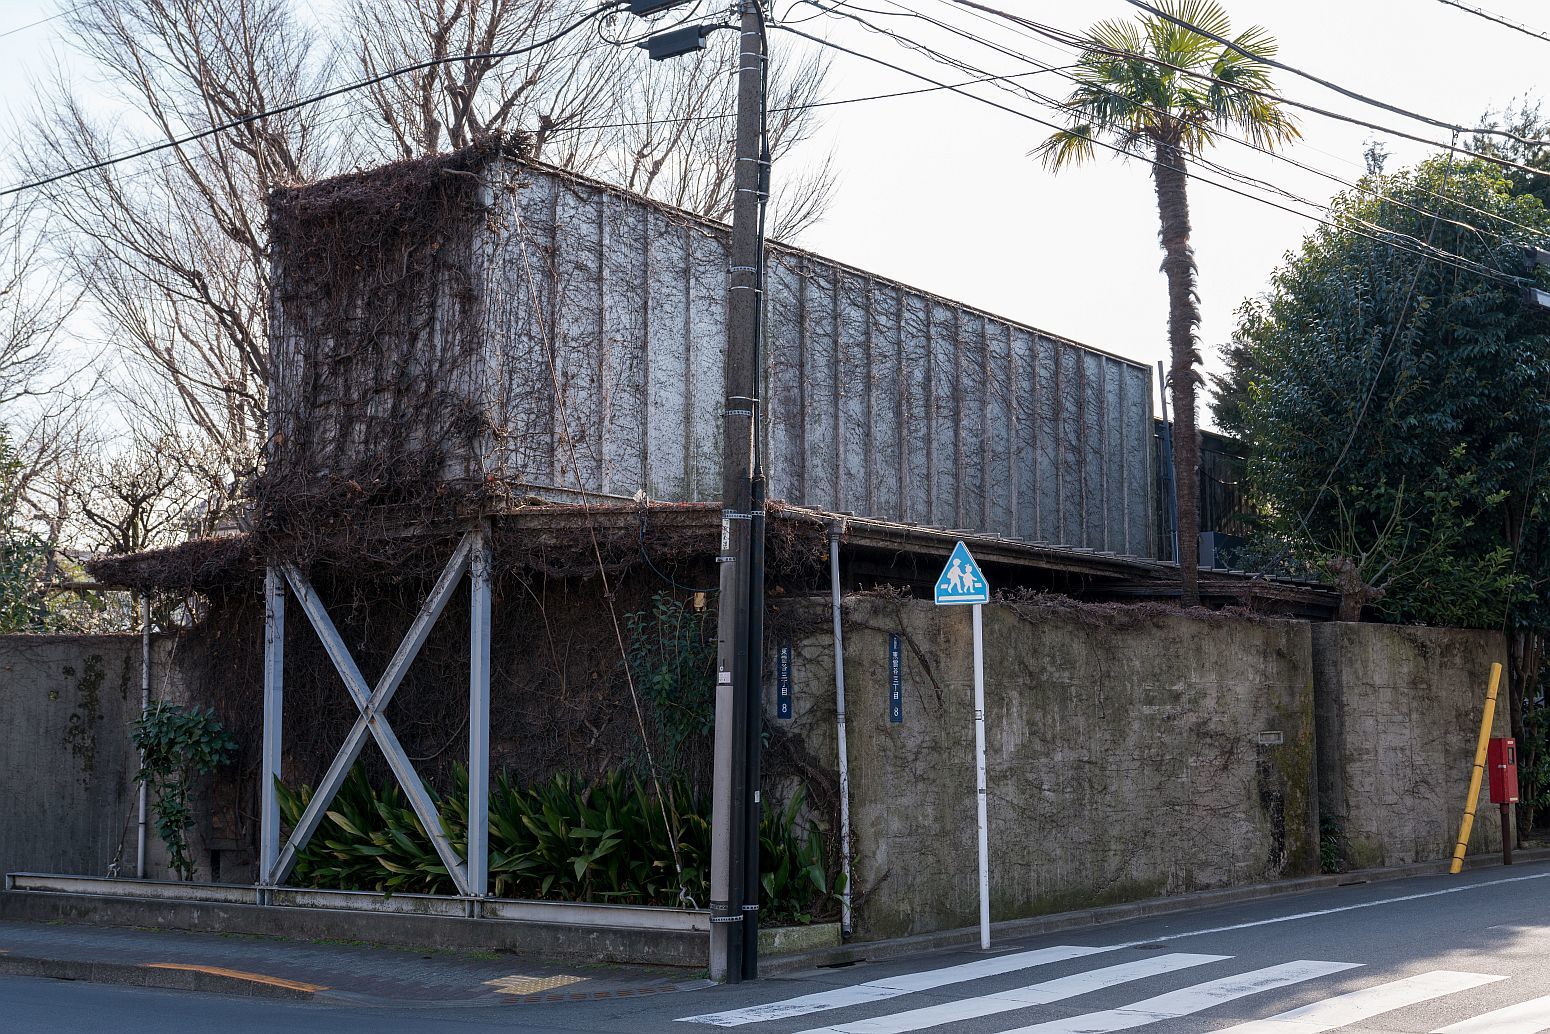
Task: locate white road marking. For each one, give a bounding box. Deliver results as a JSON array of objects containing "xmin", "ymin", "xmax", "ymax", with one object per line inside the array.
[
  {"xmin": 1434, "ymin": 993, "xmax": 1550, "ymax": 1033},
  {"xmin": 1214, "ymin": 970, "xmax": 1503, "ymax": 1032},
  {"xmin": 792, "ymin": 953, "xmax": 1227, "ymax": 1034},
  {"xmin": 991, "ymin": 960, "xmax": 1361, "ymax": 1034},
  {"xmin": 1117, "ymin": 871, "xmax": 1550, "ymax": 947},
  {"xmin": 675, "ymin": 945, "xmax": 1118, "ymax": 1026}
]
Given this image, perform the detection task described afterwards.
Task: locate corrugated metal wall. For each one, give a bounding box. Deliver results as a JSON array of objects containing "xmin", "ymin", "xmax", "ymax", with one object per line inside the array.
[{"xmin": 481, "ymin": 161, "xmax": 1154, "ymax": 555}]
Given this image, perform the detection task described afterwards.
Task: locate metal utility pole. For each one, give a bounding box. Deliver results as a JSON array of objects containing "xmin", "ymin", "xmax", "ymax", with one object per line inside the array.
[{"xmin": 633, "ymin": 0, "xmax": 767, "ymax": 982}]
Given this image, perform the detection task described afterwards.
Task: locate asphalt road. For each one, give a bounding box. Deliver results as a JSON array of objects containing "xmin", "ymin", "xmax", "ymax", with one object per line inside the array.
[{"xmin": 7, "ymin": 861, "xmax": 1550, "ymax": 1034}]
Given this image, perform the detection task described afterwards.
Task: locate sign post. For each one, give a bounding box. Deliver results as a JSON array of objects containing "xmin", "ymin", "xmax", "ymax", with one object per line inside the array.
[{"xmin": 934, "ymin": 541, "xmax": 991, "ymax": 950}]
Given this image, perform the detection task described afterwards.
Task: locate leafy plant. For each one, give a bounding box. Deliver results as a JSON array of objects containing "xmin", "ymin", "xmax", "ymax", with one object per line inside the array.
[
  {"xmin": 279, "ymin": 766, "xmax": 840, "ymax": 925},
  {"xmin": 625, "ymin": 594, "xmax": 716, "ymax": 768},
  {"xmin": 131, "ymin": 702, "xmax": 237, "ymax": 880}
]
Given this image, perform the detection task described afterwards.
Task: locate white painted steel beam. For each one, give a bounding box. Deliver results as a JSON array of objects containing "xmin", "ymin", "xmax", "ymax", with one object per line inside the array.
[
  {"xmin": 260, "ymin": 568, "xmax": 285, "ymax": 887},
  {"xmin": 467, "ymin": 524, "xmax": 492, "ymax": 900},
  {"xmin": 274, "ymin": 540, "xmax": 475, "ymax": 895}
]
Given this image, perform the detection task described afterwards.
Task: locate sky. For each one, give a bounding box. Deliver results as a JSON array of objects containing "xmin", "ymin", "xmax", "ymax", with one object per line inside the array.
[{"xmin": 0, "ymin": 0, "xmax": 1546, "ymax": 429}]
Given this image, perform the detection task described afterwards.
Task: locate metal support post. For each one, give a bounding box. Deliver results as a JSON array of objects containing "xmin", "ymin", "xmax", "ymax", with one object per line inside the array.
[
  {"xmin": 971, "ymin": 603, "xmax": 990, "ymax": 950},
  {"xmin": 467, "ymin": 523, "xmax": 492, "ymax": 904},
  {"xmin": 709, "ymin": 0, "xmax": 767, "ymax": 984},
  {"xmin": 260, "ymin": 569, "xmax": 285, "ymax": 890},
  {"xmin": 740, "ymin": 476, "xmax": 766, "ymax": 980},
  {"xmin": 136, "ymin": 594, "xmax": 152, "ymax": 879},
  {"xmin": 1501, "ymin": 803, "xmax": 1513, "ymax": 865},
  {"xmin": 828, "ymin": 523, "xmax": 854, "ymax": 939}
]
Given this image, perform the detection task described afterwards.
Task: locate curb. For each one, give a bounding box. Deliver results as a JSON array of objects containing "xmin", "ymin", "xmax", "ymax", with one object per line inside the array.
[
  {"xmin": 0, "ymin": 953, "xmax": 322, "ymax": 1001},
  {"xmin": 761, "ymin": 849, "xmax": 1550, "ymax": 976}
]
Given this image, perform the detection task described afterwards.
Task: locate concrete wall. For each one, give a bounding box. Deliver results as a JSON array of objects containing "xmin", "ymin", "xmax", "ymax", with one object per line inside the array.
[
  {"xmin": 0, "ymin": 635, "xmax": 190, "ymax": 881},
  {"xmin": 775, "ymin": 597, "xmax": 1320, "ymax": 939},
  {"xmin": 1313, "ymin": 623, "xmax": 1508, "ymax": 868}
]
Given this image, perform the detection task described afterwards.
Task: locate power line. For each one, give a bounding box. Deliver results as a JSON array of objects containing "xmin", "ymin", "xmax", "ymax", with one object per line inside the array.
[
  {"xmin": 0, "ymin": 2, "xmax": 623, "ymax": 199},
  {"xmin": 1434, "ymin": 0, "xmax": 1550, "ymax": 46},
  {"xmin": 773, "ymin": 22, "xmax": 1527, "ymax": 288},
  {"xmin": 820, "ymin": 0, "xmax": 1550, "ymax": 245},
  {"xmin": 1121, "ymin": 0, "xmax": 1548, "ymax": 148},
  {"xmin": 949, "ymin": 0, "xmax": 1550, "ymax": 185},
  {"xmin": 0, "ymin": 5, "xmax": 80, "ymax": 42}
]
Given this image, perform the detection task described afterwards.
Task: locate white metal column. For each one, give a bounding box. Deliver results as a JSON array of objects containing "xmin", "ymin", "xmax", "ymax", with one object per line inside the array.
[
  {"xmin": 260, "ymin": 568, "xmax": 285, "ymax": 887},
  {"xmin": 467, "ymin": 523, "xmax": 492, "ymax": 902}
]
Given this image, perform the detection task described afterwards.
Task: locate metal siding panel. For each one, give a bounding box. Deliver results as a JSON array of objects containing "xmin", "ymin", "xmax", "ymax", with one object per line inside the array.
[
  {"xmin": 836, "ymin": 273, "xmax": 870, "ymax": 514},
  {"xmin": 500, "ymin": 172, "xmax": 558, "ymax": 483},
  {"xmin": 1082, "ymin": 349, "xmax": 1105, "ymax": 548},
  {"xmin": 1035, "ymin": 334, "xmax": 1060, "ymax": 542},
  {"xmin": 1012, "ymin": 327, "xmax": 1039, "ymax": 541},
  {"xmin": 763, "ymin": 255, "xmax": 806, "ymax": 506},
  {"xmin": 600, "ymin": 194, "xmax": 647, "ymax": 496},
  {"xmin": 550, "ymin": 182, "xmax": 604, "ymax": 490},
  {"xmin": 644, "ymin": 210, "xmax": 691, "ymax": 498},
  {"xmin": 1104, "ymin": 358, "xmax": 1128, "ymax": 554},
  {"xmin": 929, "ymin": 300, "xmax": 959, "ymax": 526},
  {"xmin": 900, "ymin": 293, "xmax": 932, "ymax": 523},
  {"xmin": 869, "ymin": 284, "xmax": 903, "ymax": 520},
  {"xmin": 986, "ymin": 321, "xmax": 1014, "ymax": 535},
  {"xmin": 1127, "ymin": 364, "xmax": 1156, "ymax": 555},
  {"xmin": 686, "ymin": 227, "xmax": 728, "ymax": 500},
  {"xmin": 1056, "ymin": 342, "xmax": 1083, "ymax": 546}
]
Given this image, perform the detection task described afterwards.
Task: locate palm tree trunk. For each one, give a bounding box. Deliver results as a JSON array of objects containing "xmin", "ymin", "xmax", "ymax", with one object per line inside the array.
[{"xmin": 1153, "ymin": 140, "xmax": 1202, "ymax": 606}]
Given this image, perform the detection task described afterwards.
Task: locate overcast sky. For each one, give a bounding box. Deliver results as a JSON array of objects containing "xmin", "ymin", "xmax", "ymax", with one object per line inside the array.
[{"xmin": 1, "ymin": 0, "xmax": 1545, "ymax": 429}]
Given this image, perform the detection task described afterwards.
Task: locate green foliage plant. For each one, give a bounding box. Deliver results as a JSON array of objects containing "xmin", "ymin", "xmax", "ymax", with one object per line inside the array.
[
  {"xmin": 278, "ymin": 766, "xmax": 840, "ymax": 925},
  {"xmin": 1220, "ymin": 156, "xmax": 1550, "ymax": 628},
  {"xmin": 131, "ymin": 702, "xmax": 238, "ymax": 880},
  {"xmin": 624, "ymin": 593, "xmax": 716, "ymax": 767}
]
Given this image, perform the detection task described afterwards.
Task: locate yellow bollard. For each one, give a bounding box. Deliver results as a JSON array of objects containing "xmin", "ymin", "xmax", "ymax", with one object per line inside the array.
[{"xmin": 1450, "ymin": 662, "xmax": 1503, "ymax": 874}]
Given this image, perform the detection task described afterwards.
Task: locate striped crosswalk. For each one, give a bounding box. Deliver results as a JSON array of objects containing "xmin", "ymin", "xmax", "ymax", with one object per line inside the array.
[{"xmin": 676, "ymin": 940, "xmax": 1550, "ymax": 1033}]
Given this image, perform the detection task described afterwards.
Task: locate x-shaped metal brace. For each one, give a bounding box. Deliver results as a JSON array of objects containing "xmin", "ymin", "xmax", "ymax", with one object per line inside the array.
[{"xmin": 260, "ymin": 527, "xmax": 491, "ymax": 897}]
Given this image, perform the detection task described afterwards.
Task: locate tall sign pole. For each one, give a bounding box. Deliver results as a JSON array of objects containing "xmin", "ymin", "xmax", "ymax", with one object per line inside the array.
[{"xmin": 935, "ymin": 541, "xmax": 992, "ymax": 950}]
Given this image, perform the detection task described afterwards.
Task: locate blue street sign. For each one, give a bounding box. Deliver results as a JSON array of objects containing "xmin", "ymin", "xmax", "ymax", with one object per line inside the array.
[
  {"xmin": 888, "ymin": 634, "xmax": 903, "ymax": 723},
  {"xmin": 934, "ymin": 541, "xmax": 990, "ymax": 605},
  {"xmin": 776, "ymin": 641, "xmax": 793, "ymax": 719}
]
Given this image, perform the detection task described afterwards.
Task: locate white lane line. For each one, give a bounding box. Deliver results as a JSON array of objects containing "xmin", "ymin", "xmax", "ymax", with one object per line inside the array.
[
  {"xmin": 1214, "ymin": 970, "xmax": 1505, "ymax": 1032},
  {"xmin": 992, "ymin": 960, "xmax": 1361, "ymax": 1034},
  {"xmin": 676, "ymin": 945, "xmax": 1119, "ymax": 1026},
  {"xmin": 1434, "ymin": 993, "xmax": 1550, "ymax": 1033},
  {"xmin": 793, "ymin": 953, "xmax": 1227, "ymax": 1034},
  {"xmin": 1119, "ymin": 870, "xmax": 1550, "ymax": 947}
]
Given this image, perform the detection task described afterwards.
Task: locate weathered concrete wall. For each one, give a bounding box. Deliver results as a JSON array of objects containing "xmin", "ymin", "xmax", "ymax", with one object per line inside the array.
[
  {"xmin": 0, "ymin": 635, "xmax": 190, "ymax": 881},
  {"xmin": 775, "ymin": 597, "xmax": 1319, "ymax": 939},
  {"xmin": 1312, "ymin": 623, "xmax": 1508, "ymax": 869}
]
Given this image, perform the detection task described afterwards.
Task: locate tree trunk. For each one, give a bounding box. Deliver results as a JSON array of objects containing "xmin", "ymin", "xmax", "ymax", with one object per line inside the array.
[{"xmin": 1153, "ymin": 140, "xmax": 1202, "ymax": 606}]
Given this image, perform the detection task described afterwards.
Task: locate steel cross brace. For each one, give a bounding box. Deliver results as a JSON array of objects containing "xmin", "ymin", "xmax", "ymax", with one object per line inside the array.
[{"xmin": 264, "ymin": 532, "xmax": 480, "ymax": 894}]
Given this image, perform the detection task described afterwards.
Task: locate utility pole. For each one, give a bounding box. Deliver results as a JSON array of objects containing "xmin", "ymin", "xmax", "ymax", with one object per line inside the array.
[{"xmin": 632, "ymin": 0, "xmax": 769, "ymax": 983}]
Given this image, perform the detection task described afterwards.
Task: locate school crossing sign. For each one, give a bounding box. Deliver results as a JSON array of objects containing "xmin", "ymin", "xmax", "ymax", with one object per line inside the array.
[{"xmin": 934, "ymin": 541, "xmax": 990, "ymax": 605}]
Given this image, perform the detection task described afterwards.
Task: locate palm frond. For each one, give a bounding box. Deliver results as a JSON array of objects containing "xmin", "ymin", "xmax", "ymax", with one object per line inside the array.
[{"xmin": 1035, "ymin": 125, "xmax": 1099, "ymax": 170}]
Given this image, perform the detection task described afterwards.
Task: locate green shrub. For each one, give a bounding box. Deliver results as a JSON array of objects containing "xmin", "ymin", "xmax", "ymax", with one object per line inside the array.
[{"xmin": 277, "ymin": 767, "xmax": 840, "ymax": 925}]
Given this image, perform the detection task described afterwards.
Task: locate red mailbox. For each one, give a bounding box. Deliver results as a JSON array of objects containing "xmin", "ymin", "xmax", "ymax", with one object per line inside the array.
[{"xmin": 1488, "ymin": 737, "xmax": 1519, "ymax": 804}]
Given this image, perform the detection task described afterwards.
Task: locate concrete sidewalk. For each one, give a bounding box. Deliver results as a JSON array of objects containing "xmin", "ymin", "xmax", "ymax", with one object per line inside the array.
[{"xmin": 0, "ymin": 919, "xmax": 708, "ymax": 1006}]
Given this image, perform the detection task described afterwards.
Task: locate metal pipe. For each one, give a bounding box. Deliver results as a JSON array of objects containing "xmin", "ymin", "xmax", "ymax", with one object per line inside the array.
[
  {"xmin": 740, "ymin": 477, "xmax": 766, "ymax": 979},
  {"xmin": 971, "ymin": 603, "xmax": 990, "ymax": 949},
  {"xmin": 468, "ymin": 523, "xmax": 492, "ymax": 903},
  {"xmin": 136, "ymin": 594, "xmax": 151, "ymax": 879},
  {"xmin": 260, "ymin": 568, "xmax": 286, "ymax": 887},
  {"xmin": 828, "ymin": 521, "xmax": 854, "ymax": 938}
]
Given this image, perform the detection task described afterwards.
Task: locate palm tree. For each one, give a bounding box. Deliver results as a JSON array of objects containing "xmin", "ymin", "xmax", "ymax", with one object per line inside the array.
[{"xmin": 1037, "ymin": 0, "xmax": 1297, "ymax": 605}]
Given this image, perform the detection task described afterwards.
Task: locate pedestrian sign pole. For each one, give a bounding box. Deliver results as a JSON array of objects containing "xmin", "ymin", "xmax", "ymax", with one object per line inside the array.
[{"xmin": 935, "ymin": 541, "xmax": 991, "ymax": 950}]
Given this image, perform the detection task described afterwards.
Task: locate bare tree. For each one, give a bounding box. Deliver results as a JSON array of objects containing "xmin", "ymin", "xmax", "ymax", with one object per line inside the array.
[
  {"xmin": 22, "ymin": 0, "xmax": 336, "ymax": 512},
  {"xmin": 344, "ymin": 0, "xmax": 836, "ymax": 237}
]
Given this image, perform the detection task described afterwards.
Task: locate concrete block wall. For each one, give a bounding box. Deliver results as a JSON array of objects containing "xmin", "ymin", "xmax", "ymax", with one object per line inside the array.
[
  {"xmin": 0, "ymin": 635, "xmax": 191, "ymax": 882},
  {"xmin": 1312, "ymin": 623, "xmax": 1508, "ymax": 869},
  {"xmin": 774, "ymin": 597, "xmax": 1320, "ymax": 939}
]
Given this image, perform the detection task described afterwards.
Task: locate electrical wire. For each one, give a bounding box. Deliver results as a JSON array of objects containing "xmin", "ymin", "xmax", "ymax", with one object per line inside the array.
[
  {"xmin": 1121, "ymin": 0, "xmax": 1550, "ymax": 148},
  {"xmin": 948, "ymin": 0, "xmax": 1550, "ymax": 185},
  {"xmin": 779, "ymin": 1, "xmax": 1533, "ymax": 282},
  {"xmin": 832, "ymin": 0, "xmax": 1550, "ymax": 245},
  {"xmin": 0, "ymin": 5, "xmax": 81, "ymax": 41},
  {"xmin": 0, "ymin": 1, "xmax": 625, "ymax": 199},
  {"xmin": 1434, "ymin": 0, "xmax": 1550, "ymax": 45},
  {"xmin": 772, "ymin": 22, "xmax": 1529, "ymax": 288}
]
